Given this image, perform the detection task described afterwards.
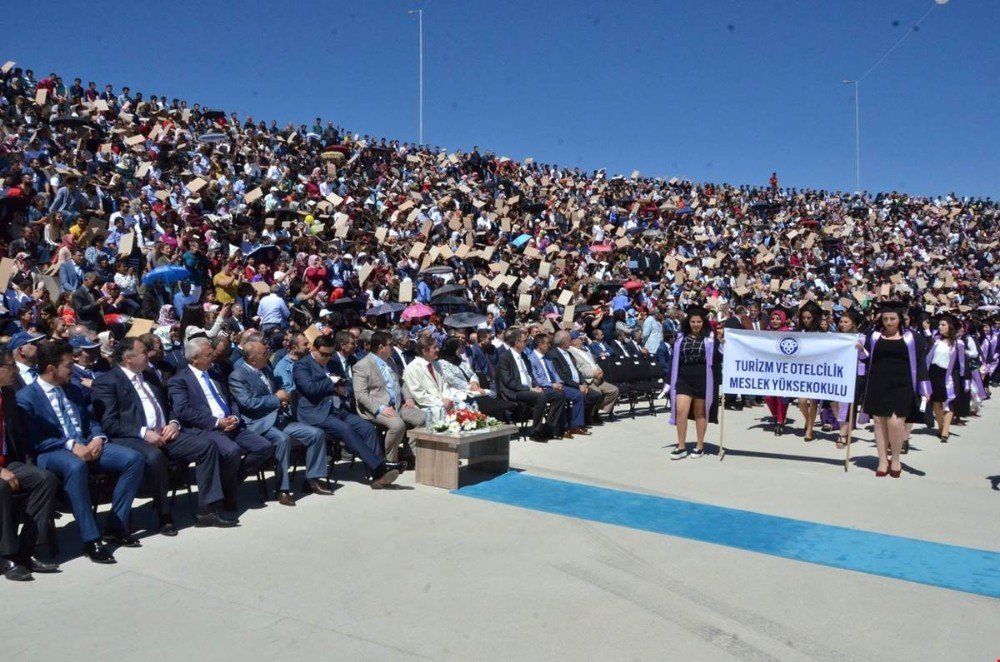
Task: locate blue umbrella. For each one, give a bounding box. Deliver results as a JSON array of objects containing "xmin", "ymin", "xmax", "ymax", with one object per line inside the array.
[
  {"xmin": 512, "ymin": 233, "xmax": 532, "ymax": 248},
  {"xmin": 142, "ymin": 265, "xmax": 191, "ymax": 287}
]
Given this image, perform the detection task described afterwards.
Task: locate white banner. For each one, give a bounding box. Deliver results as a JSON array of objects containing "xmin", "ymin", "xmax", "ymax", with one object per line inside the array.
[{"xmin": 721, "ymin": 330, "xmax": 858, "ymax": 401}]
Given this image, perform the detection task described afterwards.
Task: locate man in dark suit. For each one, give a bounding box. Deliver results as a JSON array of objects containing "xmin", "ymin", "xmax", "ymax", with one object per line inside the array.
[
  {"xmin": 293, "ymin": 335, "xmax": 400, "ymax": 489},
  {"xmin": 467, "ymin": 329, "xmax": 496, "ymax": 388},
  {"xmin": 587, "ymin": 329, "xmax": 614, "ymax": 361},
  {"xmin": 496, "ymin": 328, "xmax": 564, "ymax": 442},
  {"xmin": 0, "ymin": 350, "xmax": 60, "ymax": 581},
  {"xmin": 138, "ymin": 332, "xmax": 177, "ymax": 385},
  {"xmin": 229, "ymin": 339, "xmax": 330, "ymax": 506},
  {"xmin": 71, "ymin": 272, "xmax": 105, "ymax": 332},
  {"xmin": 388, "ymin": 329, "xmax": 414, "ymax": 379},
  {"xmin": 16, "ymin": 339, "xmax": 144, "ymax": 564},
  {"xmin": 327, "ymin": 330, "xmax": 358, "ymax": 411},
  {"xmin": 167, "ymin": 337, "xmax": 274, "ymax": 512},
  {"xmin": 549, "ymin": 331, "xmax": 603, "ymax": 426},
  {"xmin": 93, "ymin": 337, "xmax": 236, "ymax": 532}
]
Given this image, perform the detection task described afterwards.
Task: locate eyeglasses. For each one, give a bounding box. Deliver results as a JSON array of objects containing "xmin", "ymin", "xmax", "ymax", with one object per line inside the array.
[{"xmin": 316, "ymin": 350, "xmax": 334, "ymax": 358}]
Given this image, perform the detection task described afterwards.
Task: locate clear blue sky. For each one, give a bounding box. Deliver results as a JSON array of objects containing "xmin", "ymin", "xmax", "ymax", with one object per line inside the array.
[{"xmin": 6, "ymin": 0, "xmax": 998, "ymax": 197}]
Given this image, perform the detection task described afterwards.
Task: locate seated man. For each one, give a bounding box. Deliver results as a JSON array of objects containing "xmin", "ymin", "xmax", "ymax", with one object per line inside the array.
[
  {"xmin": 16, "ymin": 339, "xmax": 144, "ymax": 564},
  {"xmin": 495, "ymin": 328, "xmax": 565, "ymax": 442},
  {"xmin": 567, "ymin": 330, "xmax": 619, "ymax": 418},
  {"xmin": 93, "ymin": 337, "xmax": 236, "ymax": 532},
  {"xmin": 229, "ymin": 339, "xmax": 330, "ymax": 506},
  {"xmin": 167, "ymin": 338, "xmax": 274, "ymax": 513},
  {"xmin": 273, "ymin": 332, "xmax": 311, "ymax": 394},
  {"xmin": 355, "ymin": 331, "xmax": 423, "ymax": 467},
  {"xmin": 549, "ymin": 331, "xmax": 604, "ymax": 426},
  {"xmin": 402, "ymin": 335, "xmax": 466, "ymax": 411},
  {"xmin": 0, "ymin": 350, "xmax": 59, "ymax": 581},
  {"xmin": 293, "ymin": 335, "xmax": 401, "ymax": 489},
  {"xmin": 528, "ymin": 333, "xmax": 588, "ymax": 438},
  {"xmin": 587, "ymin": 328, "xmax": 614, "ymax": 361}
]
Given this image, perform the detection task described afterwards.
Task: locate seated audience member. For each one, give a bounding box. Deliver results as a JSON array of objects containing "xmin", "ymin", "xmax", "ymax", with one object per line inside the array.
[
  {"xmin": 549, "ymin": 330, "xmax": 605, "ymax": 425},
  {"xmin": 437, "ymin": 336, "xmax": 516, "ymax": 421},
  {"xmin": 495, "ymin": 328, "xmax": 565, "ymax": 442},
  {"xmin": 402, "ymin": 335, "xmax": 466, "ymax": 411},
  {"xmin": 528, "ymin": 333, "xmax": 589, "ymax": 438},
  {"xmin": 0, "ymin": 349, "xmax": 60, "ymax": 581},
  {"xmin": 293, "ymin": 335, "xmax": 401, "ymax": 488},
  {"xmin": 229, "ymin": 339, "xmax": 330, "ymax": 506},
  {"xmin": 352, "ymin": 331, "xmax": 422, "ymax": 467},
  {"xmin": 167, "ymin": 338, "xmax": 275, "ymax": 513},
  {"xmin": 16, "ymin": 339, "xmax": 144, "ymax": 564},
  {"xmin": 567, "ymin": 330, "xmax": 619, "ymax": 419},
  {"xmin": 93, "ymin": 337, "xmax": 236, "ymax": 532}
]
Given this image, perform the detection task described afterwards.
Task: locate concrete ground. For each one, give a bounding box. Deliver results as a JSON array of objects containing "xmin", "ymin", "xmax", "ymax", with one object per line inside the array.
[{"xmin": 5, "ymin": 398, "xmax": 999, "ymax": 661}]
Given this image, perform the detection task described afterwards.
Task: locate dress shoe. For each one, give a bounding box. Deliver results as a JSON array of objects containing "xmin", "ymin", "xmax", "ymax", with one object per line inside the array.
[
  {"xmin": 103, "ymin": 532, "xmax": 142, "ymax": 548},
  {"xmin": 84, "ymin": 541, "xmax": 117, "ymax": 564},
  {"xmin": 371, "ymin": 465, "xmax": 400, "ymax": 489},
  {"xmin": 306, "ymin": 479, "xmax": 334, "ymax": 495},
  {"xmin": 25, "ymin": 556, "xmax": 60, "ymax": 573},
  {"xmin": 570, "ymin": 427, "xmax": 591, "ymax": 436},
  {"xmin": 278, "ymin": 491, "xmax": 296, "ymax": 507},
  {"xmin": 194, "ymin": 512, "xmax": 240, "ymax": 528},
  {"xmin": 591, "ymin": 413, "xmax": 604, "ymax": 426},
  {"xmin": 158, "ymin": 516, "xmax": 179, "ymax": 537},
  {"xmin": 889, "ymin": 468, "xmax": 902, "ymax": 478},
  {"xmin": 561, "ymin": 431, "xmax": 574, "ymax": 439},
  {"xmin": 1, "ymin": 558, "xmax": 32, "ymax": 581},
  {"xmin": 528, "ymin": 434, "xmax": 549, "ymax": 443}
]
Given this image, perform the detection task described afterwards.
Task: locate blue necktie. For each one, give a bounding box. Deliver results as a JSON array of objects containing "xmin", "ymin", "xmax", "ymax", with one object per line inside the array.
[
  {"xmin": 202, "ymin": 372, "xmax": 231, "ymax": 416},
  {"xmin": 376, "ymin": 359, "xmax": 398, "ymax": 408},
  {"xmin": 55, "ymin": 388, "xmax": 82, "ymax": 440}
]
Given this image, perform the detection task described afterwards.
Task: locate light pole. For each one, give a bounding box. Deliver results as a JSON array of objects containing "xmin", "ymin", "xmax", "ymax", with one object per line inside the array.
[
  {"xmin": 841, "ymin": 0, "xmax": 948, "ymax": 193},
  {"xmin": 407, "ymin": 9, "xmax": 424, "ymax": 145},
  {"xmin": 843, "ymin": 80, "xmax": 860, "ymax": 193}
]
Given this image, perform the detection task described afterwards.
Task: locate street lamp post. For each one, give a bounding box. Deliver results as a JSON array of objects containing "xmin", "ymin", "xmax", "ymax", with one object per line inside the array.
[
  {"xmin": 843, "ymin": 80, "xmax": 860, "ymax": 193},
  {"xmin": 407, "ymin": 9, "xmax": 424, "ymax": 145}
]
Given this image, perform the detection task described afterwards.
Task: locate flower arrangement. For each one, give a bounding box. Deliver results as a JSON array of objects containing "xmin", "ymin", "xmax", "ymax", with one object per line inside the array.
[{"xmin": 431, "ymin": 409, "xmax": 501, "ymax": 434}]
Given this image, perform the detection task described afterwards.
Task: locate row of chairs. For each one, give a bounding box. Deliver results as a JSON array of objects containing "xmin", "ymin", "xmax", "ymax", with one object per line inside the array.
[{"xmin": 599, "ymin": 356, "xmax": 667, "ymax": 417}]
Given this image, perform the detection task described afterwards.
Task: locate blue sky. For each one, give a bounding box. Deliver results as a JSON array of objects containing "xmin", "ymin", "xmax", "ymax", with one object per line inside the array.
[{"xmin": 6, "ymin": 0, "xmax": 998, "ymax": 197}]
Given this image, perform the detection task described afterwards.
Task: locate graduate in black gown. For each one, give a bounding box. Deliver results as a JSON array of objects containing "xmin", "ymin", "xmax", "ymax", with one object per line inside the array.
[{"xmin": 862, "ymin": 302, "xmax": 930, "ymax": 478}]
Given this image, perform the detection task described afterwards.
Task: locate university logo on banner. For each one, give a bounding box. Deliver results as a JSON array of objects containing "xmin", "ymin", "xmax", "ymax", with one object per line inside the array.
[{"xmin": 721, "ymin": 330, "xmax": 859, "ymax": 401}]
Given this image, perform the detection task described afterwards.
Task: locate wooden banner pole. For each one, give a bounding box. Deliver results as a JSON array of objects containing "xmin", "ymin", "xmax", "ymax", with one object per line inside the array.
[
  {"xmin": 844, "ymin": 404, "xmax": 855, "ymax": 472},
  {"xmin": 718, "ymin": 390, "xmax": 726, "ymax": 461}
]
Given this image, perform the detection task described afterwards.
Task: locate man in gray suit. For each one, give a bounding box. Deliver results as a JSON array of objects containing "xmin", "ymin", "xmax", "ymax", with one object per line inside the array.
[
  {"xmin": 228, "ymin": 339, "xmax": 331, "ymax": 506},
  {"xmin": 353, "ymin": 331, "xmax": 423, "ymax": 467}
]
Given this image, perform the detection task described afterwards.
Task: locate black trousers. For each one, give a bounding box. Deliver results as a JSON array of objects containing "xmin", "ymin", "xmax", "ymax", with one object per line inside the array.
[
  {"xmin": 581, "ymin": 388, "xmax": 604, "ymax": 424},
  {"xmin": 112, "ymin": 431, "xmax": 225, "ymax": 517},
  {"xmin": 0, "ymin": 462, "xmax": 58, "ymax": 559},
  {"xmin": 509, "ymin": 389, "xmax": 565, "ymax": 435}
]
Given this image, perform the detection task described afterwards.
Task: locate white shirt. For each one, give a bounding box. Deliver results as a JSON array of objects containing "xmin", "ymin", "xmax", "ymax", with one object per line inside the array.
[
  {"xmin": 16, "ymin": 361, "xmax": 36, "ymax": 385},
  {"xmin": 512, "ymin": 351, "xmax": 531, "ymax": 387},
  {"xmin": 189, "ymin": 366, "xmax": 228, "ymax": 419},
  {"xmin": 38, "ymin": 378, "xmax": 85, "ymax": 449},
  {"xmin": 931, "ymin": 340, "xmax": 952, "ymax": 369},
  {"xmin": 121, "ymin": 366, "xmax": 166, "ymax": 437},
  {"xmin": 558, "ymin": 348, "xmax": 581, "ymax": 383}
]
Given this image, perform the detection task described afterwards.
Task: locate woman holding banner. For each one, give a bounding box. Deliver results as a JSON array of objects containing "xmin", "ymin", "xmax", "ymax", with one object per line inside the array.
[
  {"xmin": 834, "ymin": 309, "xmax": 867, "ymax": 449},
  {"xmin": 926, "ymin": 313, "xmax": 969, "ymax": 443},
  {"xmin": 862, "ymin": 303, "xmax": 930, "ymax": 478},
  {"xmin": 668, "ymin": 306, "xmax": 721, "ymax": 460},
  {"xmin": 763, "ymin": 308, "xmax": 791, "ymax": 435},
  {"xmin": 795, "ymin": 301, "xmax": 823, "ymax": 441}
]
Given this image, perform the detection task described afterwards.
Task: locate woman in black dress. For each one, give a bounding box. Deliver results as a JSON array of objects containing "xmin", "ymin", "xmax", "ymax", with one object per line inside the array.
[
  {"xmin": 796, "ymin": 301, "xmax": 823, "ymax": 441},
  {"xmin": 668, "ymin": 306, "xmax": 721, "ymax": 460},
  {"xmin": 862, "ymin": 303, "xmax": 930, "ymax": 477}
]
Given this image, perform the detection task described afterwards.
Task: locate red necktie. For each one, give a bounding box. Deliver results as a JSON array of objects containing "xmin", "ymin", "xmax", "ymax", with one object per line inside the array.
[{"xmin": 427, "ymin": 362, "xmax": 435, "ymax": 381}]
